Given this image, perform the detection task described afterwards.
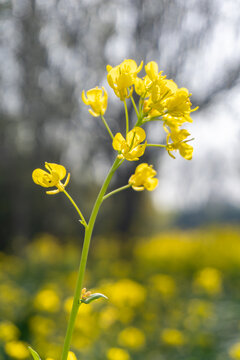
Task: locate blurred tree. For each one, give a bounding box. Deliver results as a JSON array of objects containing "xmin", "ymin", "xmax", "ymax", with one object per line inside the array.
[{"xmin": 0, "ymin": 0, "xmax": 240, "ymax": 248}]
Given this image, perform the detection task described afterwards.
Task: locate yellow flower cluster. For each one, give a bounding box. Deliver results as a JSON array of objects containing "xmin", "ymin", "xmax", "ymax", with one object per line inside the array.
[
  {"xmin": 81, "ymin": 58, "xmax": 197, "ymax": 164},
  {"xmin": 136, "ymin": 60, "xmax": 197, "ymax": 160}
]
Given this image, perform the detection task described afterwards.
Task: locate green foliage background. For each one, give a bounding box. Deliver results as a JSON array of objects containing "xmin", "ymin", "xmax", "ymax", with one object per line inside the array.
[{"xmin": 1, "ymin": 226, "xmax": 240, "ymax": 360}]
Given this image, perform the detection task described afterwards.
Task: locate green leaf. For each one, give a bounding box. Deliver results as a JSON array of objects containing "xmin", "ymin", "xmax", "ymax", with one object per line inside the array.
[
  {"xmin": 81, "ymin": 292, "xmax": 108, "ymax": 304},
  {"xmin": 28, "ymin": 347, "xmax": 42, "ymax": 360}
]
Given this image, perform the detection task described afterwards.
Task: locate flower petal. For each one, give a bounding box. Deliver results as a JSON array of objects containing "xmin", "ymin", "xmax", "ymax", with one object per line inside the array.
[
  {"xmin": 112, "ymin": 133, "xmax": 126, "ymax": 151},
  {"xmin": 45, "ymin": 163, "xmax": 66, "ymax": 180}
]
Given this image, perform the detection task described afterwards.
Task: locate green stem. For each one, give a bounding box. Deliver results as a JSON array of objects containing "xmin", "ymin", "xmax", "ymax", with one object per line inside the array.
[
  {"xmin": 124, "ymin": 99, "xmax": 129, "ymax": 135},
  {"xmin": 142, "ymin": 116, "xmax": 163, "ymax": 123},
  {"xmin": 130, "ymin": 96, "xmax": 139, "ymax": 117},
  {"xmin": 103, "ymin": 184, "xmax": 131, "ymax": 201},
  {"xmin": 63, "ymin": 190, "xmax": 87, "ymax": 227},
  {"xmin": 61, "ymin": 156, "xmax": 121, "ymax": 360},
  {"xmin": 100, "ymin": 115, "xmax": 114, "ymax": 140},
  {"xmin": 146, "ymin": 143, "xmax": 166, "ymax": 148}
]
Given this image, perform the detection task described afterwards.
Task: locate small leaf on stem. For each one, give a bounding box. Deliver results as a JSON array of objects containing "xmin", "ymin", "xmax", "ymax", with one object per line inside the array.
[
  {"xmin": 28, "ymin": 347, "xmax": 42, "ymax": 360},
  {"xmin": 80, "ymin": 293, "xmax": 108, "ymax": 304}
]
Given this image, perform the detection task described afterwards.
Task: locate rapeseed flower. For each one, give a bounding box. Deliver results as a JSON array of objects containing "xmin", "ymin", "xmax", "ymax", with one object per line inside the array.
[
  {"xmin": 118, "ymin": 327, "xmax": 146, "ymax": 350},
  {"xmin": 166, "ymin": 129, "xmax": 193, "ymax": 160},
  {"xmin": 229, "ymin": 342, "xmax": 240, "ymax": 359},
  {"xmin": 45, "ymin": 352, "xmax": 77, "ymax": 360},
  {"xmin": 32, "ymin": 162, "xmax": 70, "ymax": 195},
  {"xmin": 33, "ymin": 289, "xmax": 60, "ymax": 312},
  {"xmin": 107, "ymin": 59, "xmax": 143, "ymax": 100},
  {"xmin": 5, "ymin": 341, "xmax": 29, "ymax": 359},
  {"xmin": 194, "ymin": 267, "xmax": 222, "ymax": 295},
  {"xmin": 107, "ymin": 347, "xmax": 130, "ymax": 360},
  {"xmin": 164, "ymin": 88, "xmax": 198, "ymax": 122},
  {"xmin": 0, "ymin": 321, "xmax": 20, "ymax": 342},
  {"xmin": 82, "ymin": 86, "xmax": 108, "ymax": 117},
  {"xmin": 161, "ymin": 328, "xmax": 186, "ymax": 347},
  {"xmin": 128, "ymin": 163, "xmax": 158, "ymax": 191},
  {"xmin": 112, "ymin": 127, "xmax": 146, "ymax": 161},
  {"xmin": 135, "ymin": 61, "xmax": 169, "ymax": 99}
]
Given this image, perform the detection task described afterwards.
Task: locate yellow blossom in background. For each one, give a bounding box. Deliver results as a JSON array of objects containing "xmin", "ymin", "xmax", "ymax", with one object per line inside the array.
[
  {"xmin": 193, "ymin": 267, "xmax": 222, "ymax": 295},
  {"xmin": 188, "ymin": 299, "xmax": 213, "ymax": 319},
  {"xmin": 166, "ymin": 128, "xmax": 193, "ymax": 160},
  {"xmin": 107, "ymin": 347, "xmax": 130, "ymax": 360},
  {"xmin": 0, "ymin": 321, "xmax": 20, "ymax": 342},
  {"xmin": 82, "ymin": 86, "xmax": 108, "ymax": 117},
  {"xmin": 229, "ymin": 342, "xmax": 240, "ymax": 359},
  {"xmin": 64, "ymin": 296, "xmax": 75, "ymax": 314},
  {"xmin": 102, "ymin": 279, "xmax": 146, "ymax": 307},
  {"xmin": 5, "ymin": 341, "xmax": 29, "ymax": 359},
  {"xmin": 118, "ymin": 327, "xmax": 146, "ymax": 350},
  {"xmin": 150, "ymin": 274, "xmax": 176, "ymax": 298},
  {"xmin": 32, "ymin": 162, "xmax": 70, "ymax": 195},
  {"xmin": 112, "ymin": 127, "xmax": 146, "ymax": 161},
  {"xmin": 45, "ymin": 351, "xmax": 77, "ymax": 360},
  {"xmin": 67, "ymin": 351, "xmax": 77, "ymax": 360},
  {"xmin": 107, "ymin": 59, "xmax": 143, "ymax": 100},
  {"xmin": 33, "ymin": 289, "xmax": 60, "ymax": 312},
  {"xmin": 128, "ymin": 163, "xmax": 158, "ymax": 191},
  {"xmin": 29, "ymin": 315, "xmax": 55, "ymax": 336},
  {"xmin": 99, "ymin": 306, "xmax": 119, "ymax": 329},
  {"xmin": 161, "ymin": 328, "xmax": 186, "ymax": 347}
]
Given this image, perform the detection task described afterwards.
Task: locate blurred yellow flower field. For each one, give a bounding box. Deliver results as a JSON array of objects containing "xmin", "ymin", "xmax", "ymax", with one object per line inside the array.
[{"xmin": 1, "ymin": 226, "xmax": 240, "ymax": 359}]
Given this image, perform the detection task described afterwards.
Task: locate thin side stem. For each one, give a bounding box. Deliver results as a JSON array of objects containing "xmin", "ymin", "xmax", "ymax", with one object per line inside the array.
[
  {"xmin": 124, "ymin": 99, "xmax": 129, "ymax": 135},
  {"xmin": 142, "ymin": 116, "xmax": 163, "ymax": 123},
  {"xmin": 63, "ymin": 190, "xmax": 87, "ymax": 227},
  {"xmin": 100, "ymin": 115, "xmax": 114, "ymax": 140},
  {"xmin": 130, "ymin": 96, "xmax": 139, "ymax": 117},
  {"xmin": 61, "ymin": 156, "xmax": 121, "ymax": 360},
  {"xmin": 146, "ymin": 143, "xmax": 166, "ymax": 148},
  {"xmin": 103, "ymin": 184, "xmax": 131, "ymax": 201}
]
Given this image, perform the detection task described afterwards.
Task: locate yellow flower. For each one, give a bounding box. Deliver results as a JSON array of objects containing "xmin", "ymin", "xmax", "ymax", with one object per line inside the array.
[
  {"xmin": 129, "ymin": 163, "xmax": 158, "ymax": 191},
  {"xmin": 5, "ymin": 341, "xmax": 29, "ymax": 359},
  {"xmin": 229, "ymin": 342, "xmax": 240, "ymax": 359},
  {"xmin": 166, "ymin": 129, "xmax": 193, "ymax": 160},
  {"xmin": 33, "ymin": 289, "xmax": 60, "ymax": 312},
  {"xmin": 81, "ymin": 86, "xmax": 108, "ymax": 117},
  {"xmin": 118, "ymin": 327, "xmax": 146, "ymax": 350},
  {"xmin": 142, "ymin": 80, "xmax": 178, "ymax": 118},
  {"xmin": 150, "ymin": 274, "xmax": 176, "ymax": 298},
  {"xmin": 164, "ymin": 88, "xmax": 198, "ymax": 122},
  {"xmin": 46, "ymin": 352, "xmax": 77, "ymax": 360},
  {"xmin": 0, "ymin": 321, "xmax": 20, "ymax": 342},
  {"xmin": 145, "ymin": 61, "xmax": 160, "ymax": 81},
  {"xmin": 161, "ymin": 328, "xmax": 186, "ymax": 347},
  {"xmin": 194, "ymin": 267, "xmax": 222, "ymax": 295},
  {"xmin": 107, "ymin": 59, "xmax": 143, "ymax": 100},
  {"xmin": 135, "ymin": 61, "xmax": 167, "ymax": 98},
  {"xmin": 32, "ymin": 162, "xmax": 70, "ymax": 195},
  {"xmin": 112, "ymin": 127, "xmax": 146, "ymax": 161},
  {"xmin": 67, "ymin": 351, "xmax": 77, "ymax": 360},
  {"xmin": 107, "ymin": 347, "xmax": 130, "ymax": 360}
]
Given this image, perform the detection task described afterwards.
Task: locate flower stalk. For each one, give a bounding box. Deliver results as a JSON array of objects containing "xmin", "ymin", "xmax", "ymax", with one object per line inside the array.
[
  {"xmin": 30, "ymin": 58, "xmax": 197, "ymax": 360},
  {"xmin": 60, "ymin": 156, "xmax": 121, "ymax": 360}
]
